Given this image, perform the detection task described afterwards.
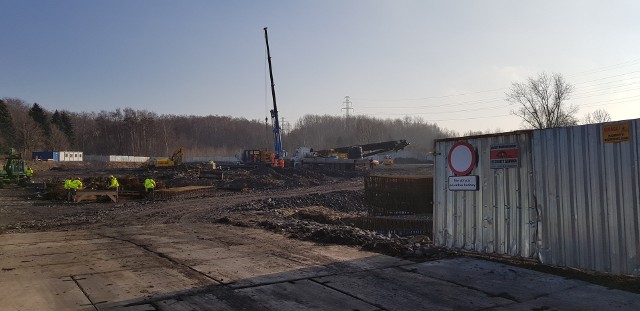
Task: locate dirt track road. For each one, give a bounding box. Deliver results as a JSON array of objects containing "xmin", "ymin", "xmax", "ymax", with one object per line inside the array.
[{"xmin": 0, "ymin": 178, "xmax": 364, "ymax": 234}]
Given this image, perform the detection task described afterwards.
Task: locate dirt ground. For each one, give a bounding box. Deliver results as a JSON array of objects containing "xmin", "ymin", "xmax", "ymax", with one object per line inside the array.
[{"xmin": 1, "ymin": 162, "xmax": 639, "ymax": 294}]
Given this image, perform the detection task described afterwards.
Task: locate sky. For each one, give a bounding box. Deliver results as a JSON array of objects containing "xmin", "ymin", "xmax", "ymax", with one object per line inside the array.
[{"xmin": 1, "ymin": 0, "xmax": 639, "ymax": 134}]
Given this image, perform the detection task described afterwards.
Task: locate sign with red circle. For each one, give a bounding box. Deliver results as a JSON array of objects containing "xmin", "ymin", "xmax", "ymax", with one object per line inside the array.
[{"xmin": 447, "ymin": 141, "xmax": 476, "ymax": 176}]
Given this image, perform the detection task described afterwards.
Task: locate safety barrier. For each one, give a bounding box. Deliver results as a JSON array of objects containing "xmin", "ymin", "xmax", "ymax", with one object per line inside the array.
[
  {"xmin": 345, "ymin": 215, "xmax": 433, "ymax": 236},
  {"xmin": 364, "ymin": 175, "xmax": 433, "ymax": 216}
]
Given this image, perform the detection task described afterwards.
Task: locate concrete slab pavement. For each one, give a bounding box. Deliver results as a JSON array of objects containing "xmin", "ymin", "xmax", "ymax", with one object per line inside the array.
[{"xmin": 1, "ymin": 223, "xmax": 639, "ymax": 310}]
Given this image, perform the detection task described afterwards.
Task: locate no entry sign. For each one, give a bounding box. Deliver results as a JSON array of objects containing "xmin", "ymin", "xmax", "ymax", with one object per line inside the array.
[{"xmin": 447, "ymin": 141, "xmax": 476, "ymax": 176}]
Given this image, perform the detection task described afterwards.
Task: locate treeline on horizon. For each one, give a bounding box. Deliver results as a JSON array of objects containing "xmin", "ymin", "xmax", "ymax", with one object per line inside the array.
[{"xmin": 0, "ymin": 97, "xmax": 457, "ymax": 159}]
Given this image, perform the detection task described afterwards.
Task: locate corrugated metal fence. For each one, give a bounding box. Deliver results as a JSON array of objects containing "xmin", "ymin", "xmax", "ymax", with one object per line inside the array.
[
  {"xmin": 434, "ymin": 119, "xmax": 640, "ymax": 275},
  {"xmin": 533, "ymin": 121, "xmax": 640, "ymax": 275}
]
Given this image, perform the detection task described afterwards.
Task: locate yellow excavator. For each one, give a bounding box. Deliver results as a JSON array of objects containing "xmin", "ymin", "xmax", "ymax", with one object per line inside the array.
[{"xmin": 154, "ymin": 147, "xmax": 184, "ymax": 167}]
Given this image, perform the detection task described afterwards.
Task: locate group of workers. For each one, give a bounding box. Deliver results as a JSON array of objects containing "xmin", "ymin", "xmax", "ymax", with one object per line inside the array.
[{"xmin": 63, "ymin": 175, "xmax": 156, "ymax": 202}]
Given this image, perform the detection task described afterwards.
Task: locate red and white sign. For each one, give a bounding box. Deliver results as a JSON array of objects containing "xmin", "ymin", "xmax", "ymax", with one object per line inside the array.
[
  {"xmin": 447, "ymin": 141, "xmax": 476, "ymax": 176},
  {"xmin": 490, "ymin": 143, "xmax": 519, "ymax": 169}
]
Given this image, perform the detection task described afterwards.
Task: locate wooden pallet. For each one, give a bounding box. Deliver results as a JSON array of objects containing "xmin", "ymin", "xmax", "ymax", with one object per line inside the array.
[{"xmin": 75, "ymin": 190, "xmax": 118, "ymax": 203}]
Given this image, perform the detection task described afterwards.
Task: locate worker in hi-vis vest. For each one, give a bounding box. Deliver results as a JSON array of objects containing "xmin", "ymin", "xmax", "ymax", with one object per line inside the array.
[
  {"xmin": 107, "ymin": 175, "xmax": 120, "ymax": 192},
  {"xmin": 144, "ymin": 178, "xmax": 156, "ymax": 200}
]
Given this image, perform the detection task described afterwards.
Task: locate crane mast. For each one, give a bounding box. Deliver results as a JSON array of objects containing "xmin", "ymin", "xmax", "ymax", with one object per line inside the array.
[{"xmin": 263, "ymin": 27, "xmax": 283, "ymax": 159}]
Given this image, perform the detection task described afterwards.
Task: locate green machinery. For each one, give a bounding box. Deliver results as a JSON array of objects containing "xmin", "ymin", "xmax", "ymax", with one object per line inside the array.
[{"xmin": 0, "ymin": 148, "xmax": 27, "ymax": 188}]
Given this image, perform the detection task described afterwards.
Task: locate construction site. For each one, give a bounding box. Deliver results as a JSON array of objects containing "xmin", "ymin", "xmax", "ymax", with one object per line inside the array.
[
  {"xmin": 2, "ymin": 146, "xmax": 640, "ymax": 310},
  {"xmin": 2, "ymin": 25, "xmax": 640, "ymax": 311}
]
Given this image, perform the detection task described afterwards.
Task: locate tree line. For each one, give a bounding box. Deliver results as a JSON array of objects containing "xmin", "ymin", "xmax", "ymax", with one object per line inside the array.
[
  {"xmin": 0, "ymin": 97, "xmax": 454, "ymax": 159},
  {"xmin": 2, "ymin": 72, "xmax": 611, "ymax": 159}
]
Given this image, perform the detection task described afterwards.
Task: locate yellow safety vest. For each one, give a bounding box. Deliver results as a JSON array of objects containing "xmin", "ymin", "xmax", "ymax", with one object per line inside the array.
[
  {"xmin": 71, "ymin": 180, "xmax": 83, "ymax": 190},
  {"xmin": 144, "ymin": 179, "xmax": 156, "ymax": 189},
  {"xmin": 109, "ymin": 177, "xmax": 120, "ymax": 188}
]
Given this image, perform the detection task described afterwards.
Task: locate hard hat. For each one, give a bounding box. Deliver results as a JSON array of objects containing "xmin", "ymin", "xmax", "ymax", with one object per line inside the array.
[{"xmin": 109, "ymin": 175, "xmax": 114, "ymax": 178}]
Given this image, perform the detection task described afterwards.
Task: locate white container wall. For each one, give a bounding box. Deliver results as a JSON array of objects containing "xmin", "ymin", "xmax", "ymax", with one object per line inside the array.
[
  {"xmin": 84, "ymin": 155, "xmax": 108, "ymax": 162},
  {"xmin": 533, "ymin": 120, "xmax": 640, "ymax": 275},
  {"xmin": 58, "ymin": 151, "xmax": 83, "ymax": 162},
  {"xmin": 433, "ymin": 132, "xmax": 538, "ymax": 259},
  {"xmin": 184, "ymin": 156, "xmax": 238, "ymax": 163},
  {"xmin": 84, "ymin": 155, "xmax": 150, "ymax": 162}
]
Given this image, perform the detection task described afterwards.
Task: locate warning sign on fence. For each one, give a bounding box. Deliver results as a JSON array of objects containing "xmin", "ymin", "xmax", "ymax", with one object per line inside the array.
[
  {"xmin": 490, "ymin": 143, "xmax": 519, "ymax": 169},
  {"xmin": 602, "ymin": 122, "xmax": 631, "ymax": 144}
]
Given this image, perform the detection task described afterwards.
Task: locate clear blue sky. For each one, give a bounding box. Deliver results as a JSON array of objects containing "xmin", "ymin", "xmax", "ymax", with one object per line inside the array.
[{"xmin": 1, "ymin": 0, "xmax": 639, "ymax": 133}]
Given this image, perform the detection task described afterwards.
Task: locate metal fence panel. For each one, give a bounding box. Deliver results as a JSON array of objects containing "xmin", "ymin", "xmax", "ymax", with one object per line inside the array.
[
  {"xmin": 533, "ymin": 120, "xmax": 640, "ymax": 275},
  {"xmin": 434, "ymin": 132, "xmax": 537, "ymax": 258},
  {"xmin": 364, "ymin": 175, "xmax": 433, "ymax": 215}
]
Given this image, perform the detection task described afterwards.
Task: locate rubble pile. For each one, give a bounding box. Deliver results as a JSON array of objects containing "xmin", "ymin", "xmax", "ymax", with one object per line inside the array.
[
  {"xmin": 228, "ymin": 189, "xmax": 439, "ymax": 258},
  {"xmin": 251, "ymin": 217, "xmax": 442, "ymax": 258},
  {"xmin": 219, "ymin": 167, "xmax": 365, "ymax": 191},
  {"xmin": 232, "ymin": 190, "xmax": 367, "ymax": 213}
]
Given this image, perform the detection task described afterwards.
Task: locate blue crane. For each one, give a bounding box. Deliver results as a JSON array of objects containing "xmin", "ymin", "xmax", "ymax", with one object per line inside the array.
[{"xmin": 263, "ymin": 27, "xmax": 284, "ymax": 159}]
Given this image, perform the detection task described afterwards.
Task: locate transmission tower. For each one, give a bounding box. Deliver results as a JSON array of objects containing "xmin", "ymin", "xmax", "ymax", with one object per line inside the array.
[
  {"xmin": 342, "ymin": 96, "xmax": 353, "ymax": 117},
  {"xmin": 280, "ymin": 117, "xmax": 291, "ymax": 135}
]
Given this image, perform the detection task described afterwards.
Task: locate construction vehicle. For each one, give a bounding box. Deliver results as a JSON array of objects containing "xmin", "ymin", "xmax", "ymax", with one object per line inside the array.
[
  {"xmin": 0, "ymin": 148, "xmax": 28, "ymax": 188},
  {"xmin": 383, "ymin": 155, "xmax": 394, "ymax": 166},
  {"xmin": 264, "ymin": 27, "xmax": 284, "ymax": 161},
  {"xmin": 154, "ymin": 147, "xmax": 184, "ymax": 167},
  {"xmin": 292, "ymin": 140, "xmax": 410, "ymax": 170},
  {"xmin": 330, "ymin": 140, "xmax": 410, "ymax": 159},
  {"xmin": 239, "ymin": 27, "xmax": 286, "ymax": 169},
  {"xmin": 241, "ymin": 149, "xmax": 275, "ymax": 165}
]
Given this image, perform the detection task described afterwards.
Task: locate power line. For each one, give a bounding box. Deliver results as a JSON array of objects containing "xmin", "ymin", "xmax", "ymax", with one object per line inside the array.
[
  {"xmin": 355, "ymin": 72, "xmax": 640, "ymax": 111},
  {"xmin": 358, "ymin": 97, "xmax": 502, "ymax": 109},
  {"xmin": 566, "ymin": 57, "xmax": 640, "ymax": 77},
  {"xmin": 344, "ymin": 60, "xmax": 640, "ymax": 124},
  {"xmin": 573, "ymin": 76, "xmax": 640, "ymax": 92},
  {"xmin": 351, "ymin": 88, "xmax": 504, "ymax": 102},
  {"xmin": 352, "ymin": 68, "xmax": 640, "ymax": 105},
  {"xmin": 360, "ymin": 113, "xmax": 513, "ymax": 122}
]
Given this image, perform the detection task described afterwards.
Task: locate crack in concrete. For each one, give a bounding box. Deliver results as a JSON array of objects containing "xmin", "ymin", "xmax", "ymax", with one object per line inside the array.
[
  {"xmin": 308, "ymin": 278, "xmax": 388, "ymax": 311},
  {"xmin": 98, "ymin": 233, "xmax": 222, "ymax": 285},
  {"xmin": 71, "ymin": 275, "xmax": 98, "ymax": 311},
  {"xmin": 401, "ymin": 266, "xmax": 521, "ymax": 306}
]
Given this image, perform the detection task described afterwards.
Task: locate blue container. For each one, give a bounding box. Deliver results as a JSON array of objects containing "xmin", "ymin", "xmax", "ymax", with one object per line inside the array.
[
  {"xmin": 32, "ymin": 151, "xmax": 53, "ymax": 160},
  {"xmin": 31, "ymin": 151, "xmax": 60, "ymax": 161}
]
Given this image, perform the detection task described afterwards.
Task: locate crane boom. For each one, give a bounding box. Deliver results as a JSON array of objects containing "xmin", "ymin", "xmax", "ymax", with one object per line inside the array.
[{"xmin": 264, "ymin": 27, "xmax": 283, "ymax": 159}]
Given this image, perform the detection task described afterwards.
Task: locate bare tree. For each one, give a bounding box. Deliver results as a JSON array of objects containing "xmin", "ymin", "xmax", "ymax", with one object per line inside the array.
[
  {"xmin": 506, "ymin": 72, "xmax": 578, "ymax": 129},
  {"xmin": 583, "ymin": 109, "xmax": 612, "ymax": 124}
]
